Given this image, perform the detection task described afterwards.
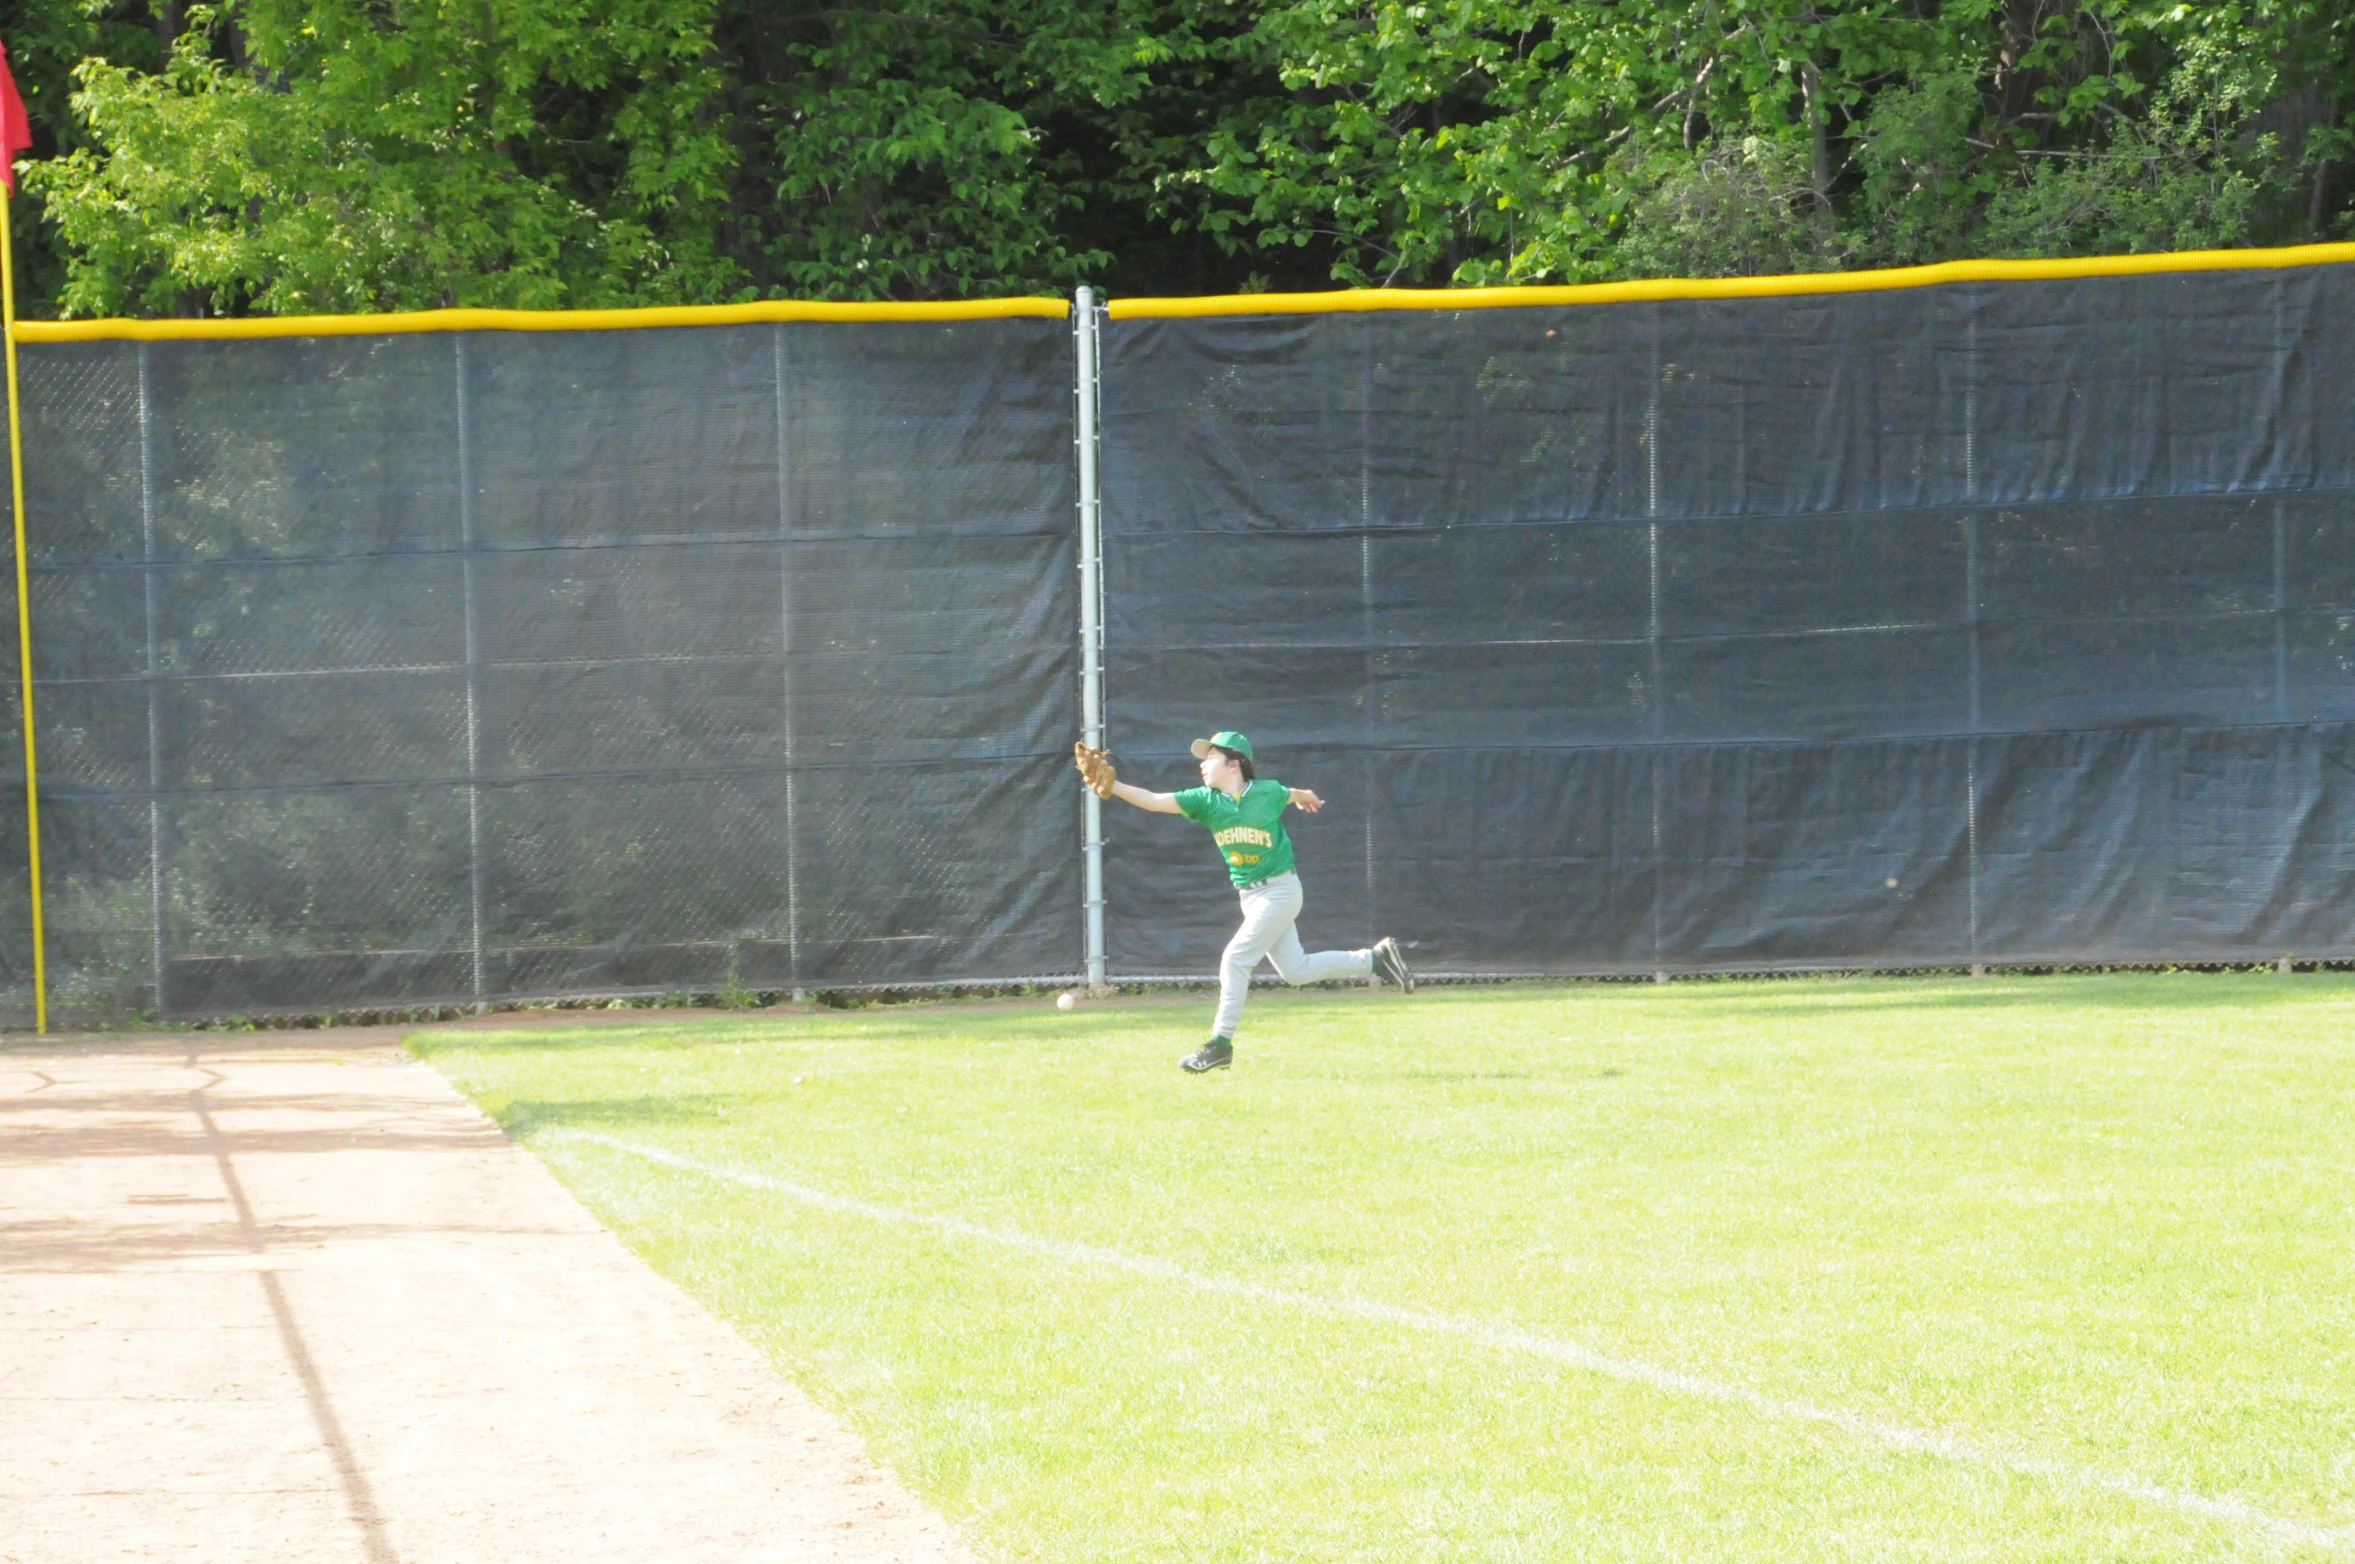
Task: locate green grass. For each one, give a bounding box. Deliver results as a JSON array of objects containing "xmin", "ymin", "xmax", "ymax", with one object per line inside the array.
[{"xmin": 412, "ymin": 975, "xmax": 2355, "ymax": 1562}]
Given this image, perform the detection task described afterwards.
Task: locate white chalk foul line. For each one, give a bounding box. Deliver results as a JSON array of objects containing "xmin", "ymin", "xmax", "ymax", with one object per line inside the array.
[{"xmin": 546, "ymin": 1127, "xmax": 2351, "ymax": 1553}]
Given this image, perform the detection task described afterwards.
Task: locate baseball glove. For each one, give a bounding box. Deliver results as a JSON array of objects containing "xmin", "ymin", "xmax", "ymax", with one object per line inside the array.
[{"xmin": 1073, "ymin": 741, "xmax": 1117, "ymax": 799}]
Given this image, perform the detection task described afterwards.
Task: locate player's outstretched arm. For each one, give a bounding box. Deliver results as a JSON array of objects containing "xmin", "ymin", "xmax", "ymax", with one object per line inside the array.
[
  {"xmin": 1288, "ymin": 787, "xmax": 1325, "ymax": 813},
  {"xmin": 1110, "ymin": 780, "xmax": 1185, "ymax": 815},
  {"xmin": 1074, "ymin": 742, "xmax": 1183, "ymax": 814}
]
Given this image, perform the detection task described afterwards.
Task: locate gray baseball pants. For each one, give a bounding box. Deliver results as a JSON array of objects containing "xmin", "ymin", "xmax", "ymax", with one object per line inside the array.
[{"xmin": 1214, "ymin": 871, "xmax": 1373, "ymax": 1039}]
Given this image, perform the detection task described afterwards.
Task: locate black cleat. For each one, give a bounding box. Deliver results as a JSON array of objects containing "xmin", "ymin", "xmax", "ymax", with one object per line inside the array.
[
  {"xmin": 1373, "ymin": 936, "xmax": 1415, "ymax": 993},
  {"xmin": 1181, "ymin": 1038, "xmax": 1233, "ymax": 1073}
]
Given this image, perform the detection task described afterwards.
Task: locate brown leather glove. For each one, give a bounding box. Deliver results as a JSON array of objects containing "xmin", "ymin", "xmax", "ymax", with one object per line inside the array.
[{"xmin": 1073, "ymin": 741, "xmax": 1117, "ymax": 799}]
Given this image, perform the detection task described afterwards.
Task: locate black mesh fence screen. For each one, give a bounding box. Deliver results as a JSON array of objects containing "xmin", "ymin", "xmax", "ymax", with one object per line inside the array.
[
  {"xmin": 4, "ymin": 318, "xmax": 1079, "ymax": 1023},
  {"xmin": 4, "ymin": 263, "xmax": 2352, "ymax": 1022},
  {"xmin": 1098, "ymin": 267, "xmax": 2355, "ymax": 977}
]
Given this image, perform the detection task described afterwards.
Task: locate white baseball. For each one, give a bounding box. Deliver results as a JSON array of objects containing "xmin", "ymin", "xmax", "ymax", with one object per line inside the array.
[{"xmin": 1057, "ymin": 991, "xmax": 1076, "ymax": 1010}]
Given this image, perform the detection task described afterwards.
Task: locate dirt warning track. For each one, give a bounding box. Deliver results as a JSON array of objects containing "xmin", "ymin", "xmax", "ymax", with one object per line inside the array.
[{"xmin": 0, "ymin": 1026, "xmax": 977, "ymax": 1564}]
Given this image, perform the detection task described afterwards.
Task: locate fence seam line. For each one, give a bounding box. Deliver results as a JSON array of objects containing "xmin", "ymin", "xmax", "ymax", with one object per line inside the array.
[
  {"xmin": 774, "ymin": 324, "xmax": 804, "ymax": 999},
  {"xmin": 1647, "ymin": 306, "xmax": 1664, "ymax": 981},
  {"xmin": 1964, "ymin": 296, "xmax": 1982, "ymax": 971},
  {"xmin": 138, "ymin": 344, "xmax": 167, "ymax": 1019},
  {"xmin": 455, "ymin": 337, "xmax": 487, "ymax": 1011}
]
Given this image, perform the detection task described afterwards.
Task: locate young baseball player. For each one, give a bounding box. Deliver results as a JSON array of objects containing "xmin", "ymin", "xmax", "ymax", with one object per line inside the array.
[{"xmin": 1074, "ymin": 730, "xmax": 1412, "ymax": 1072}]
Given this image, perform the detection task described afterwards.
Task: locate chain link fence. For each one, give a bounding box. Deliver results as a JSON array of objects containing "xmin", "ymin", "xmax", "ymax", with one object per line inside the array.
[
  {"xmin": 1097, "ymin": 265, "xmax": 2355, "ymax": 978},
  {"xmin": 3, "ymin": 313, "xmax": 1079, "ymax": 1022},
  {"xmin": 6, "ymin": 258, "xmax": 2354, "ymax": 1023}
]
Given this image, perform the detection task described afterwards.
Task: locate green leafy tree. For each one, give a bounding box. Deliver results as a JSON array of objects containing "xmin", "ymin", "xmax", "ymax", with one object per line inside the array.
[
  {"xmin": 1181, "ymin": 0, "xmax": 2355, "ymax": 285},
  {"xmin": 29, "ymin": 0, "xmax": 739, "ymax": 315},
  {"xmin": 1179, "ymin": 0, "xmax": 1962, "ymax": 285},
  {"xmin": 715, "ymin": 0, "xmax": 1251, "ymax": 299},
  {"xmin": 4, "ymin": 0, "xmax": 172, "ymax": 315},
  {"xmin": 7, "ymin": 0, "xmax": 2355, "ymax": 312},
  {"xmin": 13, "ymin": 0, "xmax": 1296, "ymax": 312}
]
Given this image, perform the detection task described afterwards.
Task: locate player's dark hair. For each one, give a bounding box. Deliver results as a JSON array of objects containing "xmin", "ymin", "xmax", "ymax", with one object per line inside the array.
[{"xmin": 1215, "ymin": 745, "xmax": 1256, "ymax": 782}]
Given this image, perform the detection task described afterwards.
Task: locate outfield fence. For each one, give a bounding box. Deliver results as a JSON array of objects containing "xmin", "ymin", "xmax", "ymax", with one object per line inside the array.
[{"xmin": 7, "ymin": 248, "xmax": 2355, "ymax": 1024}]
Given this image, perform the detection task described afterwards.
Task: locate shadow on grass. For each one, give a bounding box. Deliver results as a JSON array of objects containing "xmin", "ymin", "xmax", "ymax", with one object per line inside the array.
[
  {"xmin": 414, "ymin": 1004, "xmax": 1151, "ymax": 1058},
  {"xmin": 406, "ymin": 974, "xmax": 2355, "ymax": 1062},
  {"xmin": 494, "ymin": 1094, "xmax": 733, "ymax": 1139},
  {"xmin": 408, "ymin": 1022, "xmax": 772, "ymax": 1058},
  {"xmin": 1650, "ymin": 972, "xmax": 2355, "ymax": 1020}
]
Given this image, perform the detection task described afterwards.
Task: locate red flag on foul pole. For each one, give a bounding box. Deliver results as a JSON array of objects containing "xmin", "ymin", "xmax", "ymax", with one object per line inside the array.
[{"xmin": 0, "ymin": 40, "xmax": 30, "ymax": 193}]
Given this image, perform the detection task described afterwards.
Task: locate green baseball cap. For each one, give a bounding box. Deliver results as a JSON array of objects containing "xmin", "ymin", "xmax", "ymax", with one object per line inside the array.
[{"xmin": 1190, "ymin": 730, "xmax": 1254, "ymax": 761}]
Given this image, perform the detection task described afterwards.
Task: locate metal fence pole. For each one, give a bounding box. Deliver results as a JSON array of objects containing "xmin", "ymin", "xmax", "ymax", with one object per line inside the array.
[
  {"xmin": 1076, "ymin": 288, "xmax": 1107, "ymax": 991},
  {"xmin": 137, "ymin": 346, "xmax": 167, "ymax": 1018},
  {"xmin": 454, "ymin": 338, "xmax": 487, "ymax": 1009},
  {"xmin": 773, "ymin": 325, "xmax": 804, "ymax": 999}
]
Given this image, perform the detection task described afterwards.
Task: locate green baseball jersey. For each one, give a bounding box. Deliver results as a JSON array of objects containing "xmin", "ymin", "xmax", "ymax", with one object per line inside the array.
[{"xmin": 1174, "ymin": 778, "xmax": 1296, "ymax": 887}]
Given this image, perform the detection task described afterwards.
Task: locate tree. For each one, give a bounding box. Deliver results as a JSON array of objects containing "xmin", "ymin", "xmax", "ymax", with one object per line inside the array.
[
  {"xmin": 28, "ymin": 0, "xmax": 740, "ymax": 315},
  {"xmin": 1182, "ymin": 0, "xmax": 2355, "ymax": 286},
  {"xmin": 13, "ymin": 0, "xmax": 1300, "ymax": 313},
  {"xmin": 6, "ymin": 0, "xmax": 173, "ymax": 316},
  {"xmin": 6, "ymin": 0, "xmax": 2353, "ymax": 314}
]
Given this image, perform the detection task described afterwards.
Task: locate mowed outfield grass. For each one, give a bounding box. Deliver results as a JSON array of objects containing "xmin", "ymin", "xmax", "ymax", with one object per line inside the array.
[{"xmin": 413, "ymin": 975, "xmax": 2355, "ymax": 1562}]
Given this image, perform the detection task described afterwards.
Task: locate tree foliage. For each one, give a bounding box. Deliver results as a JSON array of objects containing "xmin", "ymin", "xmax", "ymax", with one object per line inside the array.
[
  {"xmin": 1196, "ymin": 0, "xmax": 2355, "ymax": 285},
  {"xmin": 4, "ymin": 0, "xmax": 2352, "ymax": 314},
  {"xmin": 35, "ymin": 0, "xmax": 738, "ymax": 314}
]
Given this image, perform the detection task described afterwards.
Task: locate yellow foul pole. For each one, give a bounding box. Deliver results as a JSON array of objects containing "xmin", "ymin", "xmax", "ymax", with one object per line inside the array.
[{"xmin": 0, "ymin": 185, "xmax": 47, "ymax": 1032}]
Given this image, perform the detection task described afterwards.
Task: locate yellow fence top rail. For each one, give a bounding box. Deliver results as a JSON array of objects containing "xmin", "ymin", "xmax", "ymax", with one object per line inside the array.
[
  {"xmin": 1107, "ymin": 241, "xmax": 2355, "ymax": 320},
  {"xmin": 10, "ymin": 295, "xmax": 1071, "ymax": 343},
  {"xmin": 21, "ymin": 241, "xmax": 2355, "ymax": 338}
]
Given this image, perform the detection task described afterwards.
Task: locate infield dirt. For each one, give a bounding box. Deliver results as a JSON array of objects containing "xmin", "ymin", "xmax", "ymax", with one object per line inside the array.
[{"xmin": 0, "ymin": 1017, "xmax": 976, "ymax": 1564}]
